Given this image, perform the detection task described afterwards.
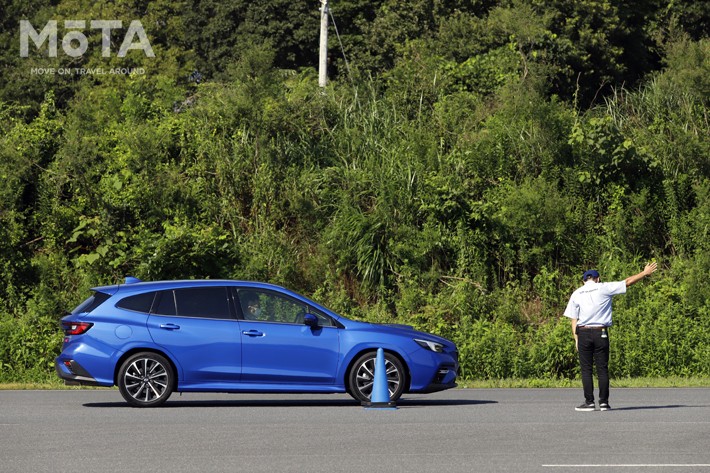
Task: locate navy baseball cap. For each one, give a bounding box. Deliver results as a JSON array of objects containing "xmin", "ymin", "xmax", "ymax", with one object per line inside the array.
[{"xmin": 582, "ymin": 269, "xmax": 600, "ymax": 280}]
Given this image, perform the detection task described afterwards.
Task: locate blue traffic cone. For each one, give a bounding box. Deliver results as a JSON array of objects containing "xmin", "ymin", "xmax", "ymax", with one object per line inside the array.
[{"xmin": 362, "ymin": 348, "xmax": 397, "ymax": 409}]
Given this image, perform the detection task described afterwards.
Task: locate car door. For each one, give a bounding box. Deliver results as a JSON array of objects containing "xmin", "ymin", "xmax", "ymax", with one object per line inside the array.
[
  {"xmin": 147, "ymin": 286, "xmax": 241, "ymax": 385},
  {"xmin": 236, "ymin": 289, "xmax": 340, "ymax": 385}
]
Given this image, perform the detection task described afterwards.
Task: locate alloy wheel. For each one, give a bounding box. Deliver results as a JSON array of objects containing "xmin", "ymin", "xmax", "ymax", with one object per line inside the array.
[
  {"xmin": 350, "ymin": 352, "xmax": 405, "ymax": 402},
  {"xmin": 118, "ymin": 353, "xmax": 173, "ymax": 407}
]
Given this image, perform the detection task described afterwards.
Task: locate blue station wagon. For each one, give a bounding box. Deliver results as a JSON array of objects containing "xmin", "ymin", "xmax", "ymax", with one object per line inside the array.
[{"xmin": 56, "ymin": 278, "xmax": 459, "ymax": 407}]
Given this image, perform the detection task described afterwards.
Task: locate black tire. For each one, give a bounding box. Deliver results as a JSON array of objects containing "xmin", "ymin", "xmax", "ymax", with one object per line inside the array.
[
  {"xmin": 347, "ymin": 351, "xmax": 406, "ymax": 403},
  {"xmin": 118, "ymin": 352, "xmax": 174, "ymax": 407}
]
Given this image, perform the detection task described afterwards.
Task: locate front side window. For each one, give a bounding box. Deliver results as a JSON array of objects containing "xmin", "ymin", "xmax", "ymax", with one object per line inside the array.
[
  {"xmin": 237, "ymin": 290, "xmax": 306, "ymax": 324},
  {"xmin": 307, "ymin": 308, "xmax": 335, "ymax": 328}
]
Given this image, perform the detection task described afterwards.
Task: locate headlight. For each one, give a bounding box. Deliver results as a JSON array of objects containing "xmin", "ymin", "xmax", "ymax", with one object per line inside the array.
[{"xmin": 414, "ymin": 338, "xmax": 444, "ymax": 353}]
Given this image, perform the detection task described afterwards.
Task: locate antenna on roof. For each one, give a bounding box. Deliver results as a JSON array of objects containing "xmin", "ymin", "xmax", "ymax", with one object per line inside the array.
[{"xmin": 124, "ymin": 276, "xmax": 142, "ymax": 284}]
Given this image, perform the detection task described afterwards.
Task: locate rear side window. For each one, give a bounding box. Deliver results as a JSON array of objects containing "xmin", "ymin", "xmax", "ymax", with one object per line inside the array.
[
  {"xmin": 116, "ymin": 292, "xmax": 156, "ymax": 313},
  {"xmin": 152, "ymin": 287, "xmax": 232, "ymax": 319},
  {"xmin": 153, "ymin": 291, "xmax": 177, "ymax": 316},
  {"xmin": 71, "ymin": 292, "xmax": 111, "ymax": 315},
  {"xmin": 175, "ymin": 287, "xmax": 231, "ymax": 319}
]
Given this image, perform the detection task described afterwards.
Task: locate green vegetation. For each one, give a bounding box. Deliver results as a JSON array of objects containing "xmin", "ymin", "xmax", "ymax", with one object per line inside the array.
[
  {"xmin": 0, "ymin": 0, "xmax": 708, "ymax": 385},
  {"xmin": 460, "ymin": 377, "xmax": 710, "ymax": 389}
]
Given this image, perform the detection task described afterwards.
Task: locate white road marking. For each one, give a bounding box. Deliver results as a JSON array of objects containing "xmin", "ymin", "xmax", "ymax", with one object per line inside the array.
[{"xmin": 543, "ymin": 465, "xmax": 710, "ymax": 468}]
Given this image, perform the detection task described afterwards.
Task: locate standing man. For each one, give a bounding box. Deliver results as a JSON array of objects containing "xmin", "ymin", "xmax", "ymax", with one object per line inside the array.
[{"xmin": 564, "ymin": 262, "xmax": 658, "ymax": 411}]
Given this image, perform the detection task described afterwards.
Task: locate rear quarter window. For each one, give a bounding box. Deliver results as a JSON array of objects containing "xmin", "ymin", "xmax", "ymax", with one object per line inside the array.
[
  {"xmin": 71, "ymin": 292, "xmax": 111, "ymax": 315},
  {"xmin": 116, "ymin": 292, "xmax": 157, "ymax": 313}
]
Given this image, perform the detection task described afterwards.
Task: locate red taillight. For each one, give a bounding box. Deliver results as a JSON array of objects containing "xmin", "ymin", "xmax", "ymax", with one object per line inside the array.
[{"xmin": 62, "ymin": 322, "xmax": 94, "ymax": 335}]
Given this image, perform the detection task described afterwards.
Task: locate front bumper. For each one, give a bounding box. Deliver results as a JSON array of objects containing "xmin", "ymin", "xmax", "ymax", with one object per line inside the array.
[{"xmin": 417, "ymin": 363, "xmax": 458, "ymax": 393}]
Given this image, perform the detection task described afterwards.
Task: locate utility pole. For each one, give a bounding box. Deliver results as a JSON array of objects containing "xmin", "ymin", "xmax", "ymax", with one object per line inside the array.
[{"xmin": 319, "ymin": 0, "xmax": 328, "ymax": 88}]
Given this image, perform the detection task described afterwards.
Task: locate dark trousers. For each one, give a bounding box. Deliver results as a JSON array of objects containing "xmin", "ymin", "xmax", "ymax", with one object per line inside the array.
[{"xmin": 577, "ymin": 328, "xmax": 610, "ymax": 404}]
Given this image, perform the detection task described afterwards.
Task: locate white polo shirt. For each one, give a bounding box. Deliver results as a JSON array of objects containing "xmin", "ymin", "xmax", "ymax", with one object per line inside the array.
[{"xmin": 563, "ymin": 280, "xmax": 627, "ymax": 327}]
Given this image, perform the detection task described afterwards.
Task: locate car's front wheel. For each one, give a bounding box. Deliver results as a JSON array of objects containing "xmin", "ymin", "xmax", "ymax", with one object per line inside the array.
[
  {"xmin": 347, "ymin": 351, "xmax": 406, "ymax": 403},
  {"xmin": 118, "ymin": 352, "xmax": 174, "ymax": 407}
]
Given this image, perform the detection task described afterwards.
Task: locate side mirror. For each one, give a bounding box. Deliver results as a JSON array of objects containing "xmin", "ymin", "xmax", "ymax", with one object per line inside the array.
[{"xmin": 303, "ymin": 313, "xmax": 319, "ymax": 328}]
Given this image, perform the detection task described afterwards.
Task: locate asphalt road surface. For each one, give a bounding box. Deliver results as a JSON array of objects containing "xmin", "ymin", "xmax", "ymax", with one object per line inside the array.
[{"xmin": 1, "ymin": 388, "xmax": 709, "ymax": 473}]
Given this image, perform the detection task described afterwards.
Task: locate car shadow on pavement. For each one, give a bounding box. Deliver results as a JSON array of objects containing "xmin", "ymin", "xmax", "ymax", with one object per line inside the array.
[
  {"xmin": 398, "ymin": 398, "xmax": 497, "ymax": 408},
  {"xmin": 612, "ymin": 404, "xmax": 700, "ymax": 411},
  {"xmin": 83, "ymin": 398, "xmax": 497, "ymax": 408}
]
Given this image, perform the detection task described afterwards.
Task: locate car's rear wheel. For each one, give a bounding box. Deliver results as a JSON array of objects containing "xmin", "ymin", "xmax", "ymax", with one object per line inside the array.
[
  {"xmin": 118, "ymin": 352, "xmax": 173, "ymax": 407},
  {"xmin": 347, "ymin": 351, "xmax": 406, "ymax": 403}
]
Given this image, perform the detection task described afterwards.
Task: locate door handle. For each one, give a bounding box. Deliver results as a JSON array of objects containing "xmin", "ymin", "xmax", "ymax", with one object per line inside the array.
[
  {"xmin": 242, "ymin": 330, "xmax": 265, "ymax": 337},
  {"xmin": 159, "ymin": 323, "xmax": 180, "ymax": 330}
]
